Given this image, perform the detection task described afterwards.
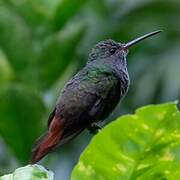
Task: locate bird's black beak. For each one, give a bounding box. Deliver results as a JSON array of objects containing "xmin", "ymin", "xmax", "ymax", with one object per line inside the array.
[{"xmin": 123, "ymin": 30, "xmax": 162, "ymax": 49}]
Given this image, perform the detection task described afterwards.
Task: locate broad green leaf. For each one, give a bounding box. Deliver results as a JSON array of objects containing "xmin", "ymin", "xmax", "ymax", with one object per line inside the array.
[
  {"xmin": 71, "ymin": 102, "xmax": 180, "ymax": 180},
  {"xmin": 0, "ymin": 164, "xmax": 54, "ymax": 180},
  {"xmin": 0, "ymin": 85, "xmax": 45, "ymax": 163}
]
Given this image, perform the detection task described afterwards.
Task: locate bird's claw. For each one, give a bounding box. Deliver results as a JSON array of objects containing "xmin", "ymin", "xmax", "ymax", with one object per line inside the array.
[{"xmin": 87, "ymin": 124, "xmax": 102, "ymax": 134}]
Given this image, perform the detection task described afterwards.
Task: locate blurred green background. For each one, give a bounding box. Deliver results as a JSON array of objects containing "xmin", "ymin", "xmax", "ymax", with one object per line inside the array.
[{"xmin": 0, "ymin": 0, "xmax": 179, "ymax": 179}]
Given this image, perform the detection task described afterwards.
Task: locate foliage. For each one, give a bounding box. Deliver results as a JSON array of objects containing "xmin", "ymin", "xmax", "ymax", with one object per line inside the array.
[
  {"xmin": 72, "ymin": 102, "xmax": 180, "ymax": 180},
  {"xmin": 0, "ymin": 0, "xmax": 179, "ymax": 179},
  {"xmin": 0, "ymin": 85, "xmax": 45, "ymax": 163},
  {"xmin": 0, "ymin": 165, "xmax": 54, "ymax": 180}
]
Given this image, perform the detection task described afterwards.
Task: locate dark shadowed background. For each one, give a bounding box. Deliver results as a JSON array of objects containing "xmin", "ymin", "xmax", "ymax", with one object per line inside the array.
[{"xmin": 0, "ymin": 0, "xmax": 179, "ymax": 179}]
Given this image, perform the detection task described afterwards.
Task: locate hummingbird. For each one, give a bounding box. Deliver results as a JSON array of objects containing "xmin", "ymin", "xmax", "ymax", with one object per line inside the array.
[{"xmin": 31, "ymin": 30, "xmax": 161, "ymax": 164}]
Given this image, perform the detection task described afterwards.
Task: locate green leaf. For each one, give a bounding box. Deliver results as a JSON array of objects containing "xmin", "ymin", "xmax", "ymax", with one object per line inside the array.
[
  {"xmin": 0, "ymin": 85, "xmax": 45, "ymax": 164},
  {"xmin": 0, "ymin": 164, "xmax": 54, "ymax": 180},
  {"xmin": 71, "ymin": 102, "xmax": 180, "ymax": 180}
]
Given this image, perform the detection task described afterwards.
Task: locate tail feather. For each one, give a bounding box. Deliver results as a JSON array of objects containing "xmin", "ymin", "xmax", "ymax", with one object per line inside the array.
[
  {"xmin": 30, "ymin": 116, "xmax": 85, "ymax": 164},
  {"xmin": 30, "ymin": 117, "xmax": 64, "ymax": 164},
  {"xmin": 30, "ymin": 130, "xmax": 62, "ymax": 164}
]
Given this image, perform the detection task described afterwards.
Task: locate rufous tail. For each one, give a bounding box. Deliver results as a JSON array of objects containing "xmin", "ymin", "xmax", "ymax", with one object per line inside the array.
[{"xmin": 30, "ymin": 117, "xmax": 64, "ymax": 164}]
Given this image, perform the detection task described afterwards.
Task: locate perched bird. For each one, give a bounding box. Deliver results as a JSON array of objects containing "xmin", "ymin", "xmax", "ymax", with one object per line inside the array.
[{"xmin": 31, "ymin": 30, "xmax": 161, "ymax": 164}]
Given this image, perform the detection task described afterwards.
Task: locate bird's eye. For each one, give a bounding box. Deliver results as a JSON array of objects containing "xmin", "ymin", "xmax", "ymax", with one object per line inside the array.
[{"xmin": 109, "ymin": 48, "xmax": 116, "ymax": 54}]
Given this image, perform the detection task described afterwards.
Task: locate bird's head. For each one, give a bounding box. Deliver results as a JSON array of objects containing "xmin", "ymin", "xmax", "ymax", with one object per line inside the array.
[
  {"xmin": 88, "ymin": 30, "xmax": 162, "ymax": 66},
  {"xmin": 89, "ymin": 39, "xmax": 127, "ymax": 62}
]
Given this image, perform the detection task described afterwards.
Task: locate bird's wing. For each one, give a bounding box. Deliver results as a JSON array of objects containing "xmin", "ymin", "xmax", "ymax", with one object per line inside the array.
[
  {"xmin": 57, "ymin": 71, "xmax": 118, "ymax": 140},
  {"xmin": 54, "ymin": 67, "xmax": 117, "ymax": 118}
]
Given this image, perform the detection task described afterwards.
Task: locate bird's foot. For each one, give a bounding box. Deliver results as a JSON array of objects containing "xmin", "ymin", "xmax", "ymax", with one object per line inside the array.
[{"xmin": 87, "ymin": 124, "xmax": 102, "ymax": 134}]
